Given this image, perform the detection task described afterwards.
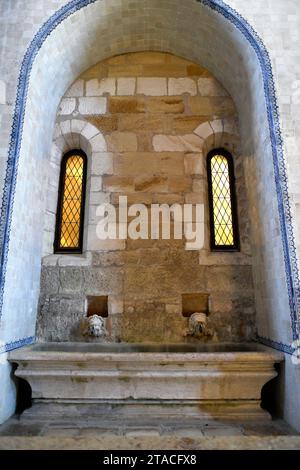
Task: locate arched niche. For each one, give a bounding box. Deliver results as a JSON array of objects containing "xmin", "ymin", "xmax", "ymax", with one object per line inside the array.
[{"xmin": 0, "ymin": 0, "xmax": 299, "ymax": 426}]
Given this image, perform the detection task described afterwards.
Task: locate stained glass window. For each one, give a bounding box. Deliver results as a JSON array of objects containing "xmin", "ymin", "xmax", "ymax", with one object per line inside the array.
[
  {"xmin": 207, "ymin": 149, "xmax": 239, "ymax": 250},
  {"xmin": 54, "ymin": 150, "xmax": 87, "ymax": 253}
]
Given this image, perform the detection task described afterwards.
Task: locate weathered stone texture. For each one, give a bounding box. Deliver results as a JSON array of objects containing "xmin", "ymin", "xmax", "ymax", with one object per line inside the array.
[
  {"xmin": 86, "ymin": 116, "xmax": 118, "ymax": 133},
  {"xmin": 38, "ymin": 51, "xmax": 254, "ymax": 343},
  {"xmin": 117, "ymin": 77, "xmax": 136, "ymax": 96},
  {"xmin": 38, "ymin": 259, "xmax": 255, "ymax": 343}
]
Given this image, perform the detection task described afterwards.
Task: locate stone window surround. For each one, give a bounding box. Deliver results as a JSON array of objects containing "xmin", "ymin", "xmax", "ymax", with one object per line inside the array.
[
  {"xmin": 43, "ymin": 119, "xmax": 106, "ymax": 260},
  {"xmin": 43, "ymin": 116, "xmax": 250, "ymax": 267}
]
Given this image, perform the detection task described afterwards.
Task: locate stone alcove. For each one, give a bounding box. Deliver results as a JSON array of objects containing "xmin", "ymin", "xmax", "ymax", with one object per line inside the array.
[
  {"xmin": 37, "ymin": 51, "xmax": 255, "ymax": 344},
  {"xmin": 0, "ymin": 0, "xmax": 299, "ymax": 430}
]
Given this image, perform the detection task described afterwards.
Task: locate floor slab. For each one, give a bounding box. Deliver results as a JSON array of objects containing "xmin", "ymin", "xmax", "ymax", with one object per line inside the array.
[
  {"xmin": 0, "ymin": 403, "xmax": 298, "ymax": 447},
  {"xmin": 0, "ymin": 436, "xmax": 300, "ymax": 450}
]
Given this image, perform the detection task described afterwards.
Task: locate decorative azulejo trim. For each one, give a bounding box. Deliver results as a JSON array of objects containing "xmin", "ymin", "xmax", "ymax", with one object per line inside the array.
[
  {"xmin": 0, "ymin": 336, "xmax": 35, "ymax": 354},
  {"xmin": 0, "ymin": 0, "xmax": 98, "ymax": 323},
  {"xmin": 199, "ymin": 2, "xmax": 300, "ymax": 343},
  {"xmin": 0, "ymin": 0, "xmax": 299, "ymax": 352},
  {"xmin": 257, "ymin": 336, "xmax": 295, "ymax": 356}
]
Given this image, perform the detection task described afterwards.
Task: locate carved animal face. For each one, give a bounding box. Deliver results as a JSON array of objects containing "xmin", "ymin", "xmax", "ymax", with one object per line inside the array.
[
  {"xmin": 86, "ymin": 315, "xmax": 105, "ymax": 337},
  {"xmin": 189, "ymin": 312, "xmax": 207, "ymax": 335},
  {"xmin": 190, "ymin": 312, "xmax": 206, "ymax": 325}
]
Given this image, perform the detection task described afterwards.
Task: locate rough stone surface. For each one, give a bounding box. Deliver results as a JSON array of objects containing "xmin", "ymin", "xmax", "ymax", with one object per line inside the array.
[
  {"xmin": 106, "ymin": 132, "xmax": 138, "ymax": 152},
  {"xmin": 0, "ymin": 435, "xmax": 300, "ymax": 450},
  {"xmin": 58, "ymin": 98, "xmax": 76, "ymax": 115},
  {"xmin": 117, "ymin": 78, "xmax": 136, "ymax": 96},
  {"xmin": 137, "ymin": 78, "xmax": 167, "ymax": 96},
  {"xmin": 37, "ymin": 51, "xmax": 254, "ymax": 343},
  {"xmin": 0, "ymin": 405, "xmax": 298, "ymax": 448},
  {"xmin": 169, "ymin": 78, "xmax": 197, "ymax": 96},
  {"xmin": 153, "ymin": 134, "xmax": 203, "ymax": 152},
  {"xmin": 78, "ymin": 97, "xmax": 106, "ymax": 115},
  {"xmin": 65, "ymin": 79, "xmax": 84, "ymax": 97},
  {"xmin": 86, "ymin": 78, "xmax": 116, "ymax": 96},
  {"xmin": 198, "ymin": 78, "xmax": 229, "ymax": 96}
]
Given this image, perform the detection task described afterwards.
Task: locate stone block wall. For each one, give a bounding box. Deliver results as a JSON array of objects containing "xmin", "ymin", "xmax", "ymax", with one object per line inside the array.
[{"xmin": 37, "ymin": 52, "xmax": 255, "ymax": 343}]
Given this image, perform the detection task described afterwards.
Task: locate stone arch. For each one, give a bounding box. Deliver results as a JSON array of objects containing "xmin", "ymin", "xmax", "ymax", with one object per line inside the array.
[
  {"xmin": 43, "ymin": 119, "xmax": 107, "ymax": 256},
  {"xmin": 191, "ymin": 118, "xmax": 250, "ymax": 261},
  {"xmin": 194, "ymin": 118, "xmax": 240, "ymax": 154},
  {"xmin": 53, "ymin": 119, "xmax": 107, "ymax": 156},
  {"xmin": 0, "ymin": 0, "xmax": 299, "ymax": 424}
]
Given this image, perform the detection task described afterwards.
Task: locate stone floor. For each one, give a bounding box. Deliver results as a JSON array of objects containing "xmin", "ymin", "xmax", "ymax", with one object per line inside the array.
[
  {"xmin": 1, "ymin": 435, "xmax": 300, "ymax": 450},
  {"xmin": 0, "ymin": 414, "xmax": 296, "ymax": 438},
  {"xmin": 0, "ymin": 403, "xmax": 299, "ymax": 449}
]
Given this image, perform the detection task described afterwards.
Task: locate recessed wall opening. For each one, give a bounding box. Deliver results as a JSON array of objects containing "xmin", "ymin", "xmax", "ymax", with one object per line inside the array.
[
  {"xmin": 86, "ymin": 296, "xmax": 108, "ymax": 318},
  {"xmin": 0, "ymin": 0, "xmax": 298, "ymax": 434},
  {"xmin": 182, "ymin": 293, "xmax": 209, "ymax": 318},
  {"xmin": 37, "ymin": 51, "xmax": 256, "ymax": 345},
  {"xmin": 15, "ymin": 377, "xmax": 32, "ymax": 415}
]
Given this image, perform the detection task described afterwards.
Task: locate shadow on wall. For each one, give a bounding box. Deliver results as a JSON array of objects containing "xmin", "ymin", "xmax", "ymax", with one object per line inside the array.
[
  {"xmin": 14, "ymin": 371, "xmax": 32, "ymax": 415},
  {"xmin": 261, "ymin": 361, "xmax": 285, "ymax": 418}
]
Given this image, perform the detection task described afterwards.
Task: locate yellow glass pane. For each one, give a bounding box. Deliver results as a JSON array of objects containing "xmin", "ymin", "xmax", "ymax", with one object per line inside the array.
[
  {"xmin": 211, "ymin": 155, "xmax": 234, "ymax": 246},
  {"xmin": 59, "ymin": 154, "xmax": 84, "ymax": 248}
]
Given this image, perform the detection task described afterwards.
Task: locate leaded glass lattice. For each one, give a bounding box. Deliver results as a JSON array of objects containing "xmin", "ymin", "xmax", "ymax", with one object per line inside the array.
[
  {"xmin": 208, "ymin": 152, "xmax": 238, "ymax": 249},
  {"xmin": 56, "ymin": 152, "xmax": 86, "ymax": 251}
]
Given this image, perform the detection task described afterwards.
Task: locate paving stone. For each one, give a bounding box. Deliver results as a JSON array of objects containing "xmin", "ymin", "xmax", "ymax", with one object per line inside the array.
[
  {"xmin": 0, "ymin": 416, "xmax": 296, "ymax": 440},
  {"xmin": 242, "ymin": 423, "xmax": 291, "ymax": 436},
  {"xmin": 79, "ymin": 428, "xmax": 120, "ymax": 436},
  {"xmin": 202, "ymin": 426, "xmax": 244, "ymax": 437},
  {"xmin": 166, "ymin": 428, "xmax": 204, "ymax": 437},
  {"xmin": 0, "ymin": 423, "xmax": 45, "ymax": 437},
  {"xmin": 1, "ymin": 436, "xmax": 300, "ymax": 450},
  {"xmin": 41, "ymin": 427, "xmax": 81, "ymax": 437},
  {"xmin": 124, "ymin": 429, "xmax": 161, "ymax": 437}
]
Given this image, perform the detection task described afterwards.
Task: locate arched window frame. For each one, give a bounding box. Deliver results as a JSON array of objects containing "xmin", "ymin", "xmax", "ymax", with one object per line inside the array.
[
  {"xmin": 54, "ymin": 149, "xmax": 87, "ymax": 254},
  {"xmin": 207, "ymin": 148, "xmax": 240, "ymax": 252}
]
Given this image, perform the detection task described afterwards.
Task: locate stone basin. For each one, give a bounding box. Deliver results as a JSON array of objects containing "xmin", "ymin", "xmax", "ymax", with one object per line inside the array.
[{"xmin": 9, "ymin": 342, "xmax": 284, "ymax": 421}]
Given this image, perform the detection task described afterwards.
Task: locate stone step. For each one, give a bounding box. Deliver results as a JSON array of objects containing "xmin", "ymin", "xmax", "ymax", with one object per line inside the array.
[{"xmin": 0, "ymin": 435, "xmax": 300, "ymax": 450}]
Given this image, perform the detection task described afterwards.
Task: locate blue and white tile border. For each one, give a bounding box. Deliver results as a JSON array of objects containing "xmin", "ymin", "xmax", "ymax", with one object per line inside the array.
[
  {"xmin": 0, "ymin": 0, "xmax": 299, "ymax": 353},
  {"xmin": 257, "ymin": 336, "xmax": 296, "ymax": 356},
  {"xmin": 0, "ymin": 336, "xmax": 35, "ymax": 354}
]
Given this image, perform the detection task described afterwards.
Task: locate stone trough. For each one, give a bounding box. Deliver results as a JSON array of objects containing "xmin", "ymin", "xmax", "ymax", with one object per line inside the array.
[{"xmin": 9, "ymin": 342, "xmax": 284, "ymax": 421}]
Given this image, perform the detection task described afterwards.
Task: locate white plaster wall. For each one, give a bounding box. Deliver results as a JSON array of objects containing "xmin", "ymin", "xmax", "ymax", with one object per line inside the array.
[
  {"xmin": 282, "ymin": 354, "xmax": 300, "ymax": 430},
  {"xmin": 0, "ymin": 356, "xmax": 16, "ymax": 424},
  {"xmin": 0, "ymin": 0, "xmax": 299, "ymax": 429}
]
